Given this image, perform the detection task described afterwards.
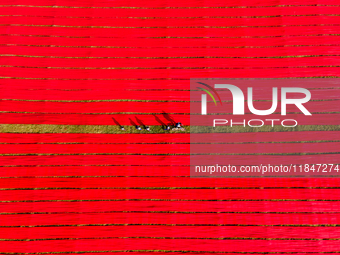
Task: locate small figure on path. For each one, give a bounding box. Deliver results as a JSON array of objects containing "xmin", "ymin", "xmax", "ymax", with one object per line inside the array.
[
  {"xmin": 172, "ymin": 122, "xmax": 185, "ymax": 131},
  {"xmin": 175, "ymin": 122, "xmax": 182, "ymax": 128}
]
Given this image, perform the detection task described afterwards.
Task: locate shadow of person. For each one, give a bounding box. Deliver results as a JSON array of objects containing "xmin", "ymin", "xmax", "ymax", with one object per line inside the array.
[
  {"xmin": 135, "ymin": 117, "xmax": 146, "ymax": 129},
  {"xmin": 153, "ymin": 114, "xmax": 166, "ymax": 128},
  {"xmin": 129, "ymin": 118, "xmax": 137, "ymax": 127},
  {"xmin": 162, "ymin": 111, "xmax": 176, "ymax": 125},
  {"xmin": 112, "ymin": 117, "xmax": 124, "ymax": 129}
]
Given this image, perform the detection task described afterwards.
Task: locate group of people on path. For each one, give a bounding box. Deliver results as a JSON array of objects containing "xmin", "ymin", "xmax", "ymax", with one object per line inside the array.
[
  {"xmin": 120, "ymin": 122, "xmax": 184, "ymax": 132},
  {"xmin": 163, "ymin": 122, "xmax": 184, "ymax": 131}
]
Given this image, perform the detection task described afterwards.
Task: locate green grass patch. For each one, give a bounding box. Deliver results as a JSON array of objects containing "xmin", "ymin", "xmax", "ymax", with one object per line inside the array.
[{"xmin": 0, "ymin": 124, "xmax": 339, "ymax": 134}]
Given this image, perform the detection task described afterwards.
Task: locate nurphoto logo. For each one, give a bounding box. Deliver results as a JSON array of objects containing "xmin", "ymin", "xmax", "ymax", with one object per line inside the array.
[{"xmin": 190, "ymin": 78, "xmax": 338, "ymax": 178}]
